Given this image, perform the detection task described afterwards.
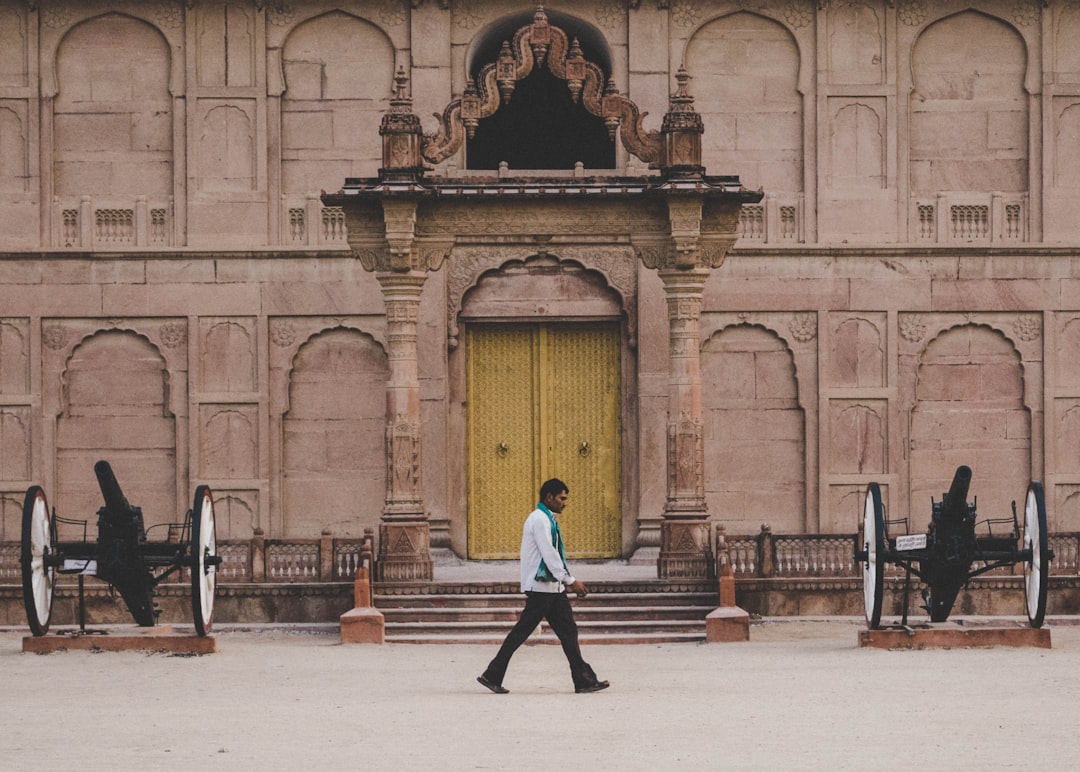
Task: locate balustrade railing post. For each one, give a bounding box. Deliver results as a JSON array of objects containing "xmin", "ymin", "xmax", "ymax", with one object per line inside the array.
[
  {"xmin": 251, "ymin": 529, "xmax": 266, "ymax": 582},
  {"xmin": 319, "ymin": 529, "xmax": 334, "ymax": 581},
  {"xmin": 757, "ymin": 524, "xmax": 775, "ymax": 578}
]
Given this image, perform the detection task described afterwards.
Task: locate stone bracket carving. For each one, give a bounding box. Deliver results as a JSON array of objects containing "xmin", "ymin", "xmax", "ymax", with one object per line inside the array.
[
  {"xmin": 382, "ymin": 199, "xmax": 418, "ymax": 271},
  {"xmin": 668, "ymin": 196, "xmax": 704, "ymax": 269},
  {"xmin": 342, "ymin": 198, "xmax": 451, "ymax": 274}
]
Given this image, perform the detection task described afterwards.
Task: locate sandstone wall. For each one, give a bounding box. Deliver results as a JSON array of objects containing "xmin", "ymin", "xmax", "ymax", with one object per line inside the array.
[{"xmin": 1, "ymin": 1, "xmax": 1080, "ymax": 553}]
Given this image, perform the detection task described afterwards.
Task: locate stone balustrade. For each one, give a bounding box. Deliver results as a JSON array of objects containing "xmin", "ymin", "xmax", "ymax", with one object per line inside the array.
[{"xmin": 716, "ymin": 525, "xmax": 1080, "ymax": 579}]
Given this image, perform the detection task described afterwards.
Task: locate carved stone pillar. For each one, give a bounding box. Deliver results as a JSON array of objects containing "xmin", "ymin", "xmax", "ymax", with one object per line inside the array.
[
  {"xmin": 375, "ymin": 269, "xmax": 433, "ymax": 582},
  {"xmin": 657, "ymin": 265, "xmax": 713, "ymax": 579}
]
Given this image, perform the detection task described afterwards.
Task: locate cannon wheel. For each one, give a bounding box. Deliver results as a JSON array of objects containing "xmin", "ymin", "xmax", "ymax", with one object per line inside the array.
[
  {"xmin": 190, "ymin": 485, "xmax": 217, "ymax": 636},
  {"xmin": 20, "ymin": 486, "xmax": 55, "ymax": 636},
  {"xmin": 861, "ymin": 482, "xmax": 886, "ymax": 629},
  {"xmin": 1023, "ymin": 481, "xmax": 1049, "ymax": 628}
]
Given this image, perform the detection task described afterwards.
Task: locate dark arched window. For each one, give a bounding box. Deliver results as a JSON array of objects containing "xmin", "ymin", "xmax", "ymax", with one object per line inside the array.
[{"xmin": 466, "ymin": 11, "xmax": 615, "ymax": 171}]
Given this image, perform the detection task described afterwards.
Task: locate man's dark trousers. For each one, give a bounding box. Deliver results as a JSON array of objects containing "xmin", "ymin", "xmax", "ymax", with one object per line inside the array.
[{"xmin": 482, "ymin": 591, "xmax": 599, "ymax": 689}]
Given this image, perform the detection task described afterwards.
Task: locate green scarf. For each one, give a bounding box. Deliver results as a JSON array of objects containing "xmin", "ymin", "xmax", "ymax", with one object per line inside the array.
[{"xmin": 534, "ymin": 502, "xmax": 568, "ymax": 582}]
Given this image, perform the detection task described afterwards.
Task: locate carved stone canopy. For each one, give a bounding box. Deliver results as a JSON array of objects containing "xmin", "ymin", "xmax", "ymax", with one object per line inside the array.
[{"xmin": 322, "ymin": 174, "xmax": 763, "ymax": 278}]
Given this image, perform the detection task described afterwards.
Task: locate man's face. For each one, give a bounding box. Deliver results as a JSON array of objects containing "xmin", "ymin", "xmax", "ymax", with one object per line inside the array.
[{"xmin": 544, "ymin": 490, "xmax": 568, "ymax": 514}]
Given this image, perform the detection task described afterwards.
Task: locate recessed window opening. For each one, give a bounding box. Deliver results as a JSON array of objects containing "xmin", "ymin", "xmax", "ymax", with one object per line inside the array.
[{"xmin": 465, "ymin": 11, "xmax": 615, "ymax": 171}]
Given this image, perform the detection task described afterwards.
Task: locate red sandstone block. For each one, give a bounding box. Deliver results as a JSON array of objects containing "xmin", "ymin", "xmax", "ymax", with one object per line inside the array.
[
  {"xmin": 22, "ymin": 627, "xmax": 216, "ymax": 654},
  {"xmin": 705, "ymin": 606, "xmax": 750, "ymax": 643},
  {"xmin": 340, "ymin": 607, "xmax": 385, "ymax": 644},
  {"xmin": 858, "ymin": 625, "xmax": 1051, "ymax": 650}
]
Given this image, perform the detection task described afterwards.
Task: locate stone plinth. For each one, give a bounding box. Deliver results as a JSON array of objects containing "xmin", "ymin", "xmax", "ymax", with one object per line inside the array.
[
  {"xmin": 340, "ymin": 566, "xmax": 386, "ymax": 644},
  {"xmin": 658, "ymin": 518, "xmax": 713, "ymax": 580},
  {"xmin": 22, "ymin": 625, "xmax": 217, "ymax": 654},
  {"xmin": 858, "ymin": 623, "xmax": 1051, "ymax": 650},
  {"xmin": 377, "ymin": 521, "xmax": 434, "ymax": 582},
  {"xmin": 705, "ymin": 606, "xmax": 750, "ymax": 642},
  {"xmin": 340, "ymin": 607, "xmax": 386, "ymax": 644},
  {"xmin": 705, "ymin": 566, "xmax": 749, "ymax": 642}
]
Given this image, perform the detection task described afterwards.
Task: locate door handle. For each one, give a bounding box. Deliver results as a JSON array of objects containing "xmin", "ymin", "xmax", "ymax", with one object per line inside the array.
[
  {"xmin": 579, "ymin": 441, "xmax": 590, "ymax": 457},
  {"xmin": 497, "ymin": 441, "xmax": 509, "ymax": 457}
]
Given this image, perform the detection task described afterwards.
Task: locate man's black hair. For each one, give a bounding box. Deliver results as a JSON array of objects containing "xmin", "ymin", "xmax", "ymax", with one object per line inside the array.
[{"xmin": 539, "ymin": 478, "xmax": 568, "ymax": 501}]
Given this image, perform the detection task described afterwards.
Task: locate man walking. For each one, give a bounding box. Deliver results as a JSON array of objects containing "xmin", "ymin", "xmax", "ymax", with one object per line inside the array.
[{"xmin": 477, "ymin": 478, "xmax": 610, "ymax": 694}]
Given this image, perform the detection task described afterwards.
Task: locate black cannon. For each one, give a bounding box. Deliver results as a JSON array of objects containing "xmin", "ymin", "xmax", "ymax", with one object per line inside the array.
[
  {"xmin": 855, "ymin": 466, "xmax": 1052, "ymax": 629},
  {"xmin": 20, "ymin": 460, "xmax": 220, "ymax": 636}
]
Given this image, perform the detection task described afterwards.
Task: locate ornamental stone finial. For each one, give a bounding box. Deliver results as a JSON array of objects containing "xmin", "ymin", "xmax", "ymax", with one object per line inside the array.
[
  {"xmin": 379, "ymin": 67, "xmax": 425, "ymax": 177},
  {"xmin": 660, "ymin": 65, "xmax": 705, "ymax": 178}
]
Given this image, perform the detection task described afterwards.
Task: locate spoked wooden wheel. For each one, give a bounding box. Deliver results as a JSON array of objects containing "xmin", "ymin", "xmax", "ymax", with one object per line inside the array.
[
  {"xmin": 190, "ymin": 485, "xmax": 217, "ymax": 636},
  {"xmin": 861, "ymin": 482, "xmax": 886, "ymax": 629},
  {"xmin": 21, "ymin": 486, "xmax": 56, "ymax": 636},
  {"xmin": 1023, "ymin": 481, "xmax": 1049, "ymax": 628}
]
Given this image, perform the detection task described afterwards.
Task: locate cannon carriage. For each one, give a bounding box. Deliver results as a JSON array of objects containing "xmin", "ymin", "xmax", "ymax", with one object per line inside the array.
[
  {"xmin": 20, "ymin": 460, "xmax": 221, "ymax": 637},
  {"xmin": 855, "ymin": 465, "xmax": 1052, "ymax": 629}
]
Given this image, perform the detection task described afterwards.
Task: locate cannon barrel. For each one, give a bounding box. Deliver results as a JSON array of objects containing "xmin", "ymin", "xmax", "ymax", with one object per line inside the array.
[
  {"xmin": 940, "ymin": 465, "xmax": 973, "ymax": 522},
  {"xmin": 92, "ymin": 459, "xmax": 156, "ymax": 626},
  {"xmin": 94, "ymin": 459, "xmax": 130, "ymax": 513}
]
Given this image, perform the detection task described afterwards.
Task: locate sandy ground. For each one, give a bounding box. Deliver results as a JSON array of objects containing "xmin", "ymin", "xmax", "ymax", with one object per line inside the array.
[{"xmin": 2, "ymin": 619, "xmax": 1079, "ymax": 771}]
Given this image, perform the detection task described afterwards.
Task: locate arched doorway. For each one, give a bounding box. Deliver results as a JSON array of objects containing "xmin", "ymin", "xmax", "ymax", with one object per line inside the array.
[{"xmin": 460, "ymin": 256, "xmax": 625, "ymax": 559}]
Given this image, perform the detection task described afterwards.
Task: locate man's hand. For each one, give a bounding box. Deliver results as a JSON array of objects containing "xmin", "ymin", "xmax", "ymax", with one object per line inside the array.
[{"xmin": 568, "ymin": 579, "xmax": 589, "ymax": 598}]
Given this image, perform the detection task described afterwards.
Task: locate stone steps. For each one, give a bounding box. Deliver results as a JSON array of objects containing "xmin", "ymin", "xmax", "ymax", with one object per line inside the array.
[{"xmin": 374, "ymin": 584, "xmax": 719, "ymax": 644}]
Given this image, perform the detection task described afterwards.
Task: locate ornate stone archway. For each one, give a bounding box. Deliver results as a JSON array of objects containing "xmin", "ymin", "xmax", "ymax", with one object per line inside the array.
[{"xmin": 325, "ymin": 11, "xmax": 762, "ymax": 581}]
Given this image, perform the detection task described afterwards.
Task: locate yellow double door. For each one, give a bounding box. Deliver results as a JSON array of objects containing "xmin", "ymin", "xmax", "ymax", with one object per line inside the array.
[{"xmin": 466, "ymin": 322, "xmax": 622, "ymax": 559}]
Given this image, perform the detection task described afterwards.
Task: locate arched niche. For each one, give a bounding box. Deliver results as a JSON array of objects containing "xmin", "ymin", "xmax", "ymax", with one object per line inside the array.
[
  {"xmin": 701, "ymin": 324, "xmax": 806, "ymax": 533},
  {"xmin": 909, "ymin": 324, "xmax": 1029, "ymax": 529},
  {"xmin": 460, "ymin": 254, "xmax": 623, "ymax": 322},
  {"xmin": 281, "ymin": 327, "xmax": 388, "ymax": 538},
  {"xmin": 57, "ymin": 329, "xmax": 177, "ymax": 528},
  {"xmin": 909, "ymin": 11, "xmax": 1028, "ymax": 195},
  {"xmin": 280, "ymin": 11, "xmax": 395, "ymax": 190},
  {"xmin": 685, "ymin": 12, "xmax": 803, "ymax": 193},
  {"xmin": 53, "ymin": 14, "xmax": 173, "ymax": 198},
  {"xmin": 448, "ymin": 246, "xmax": 637, "ymax": 349}
]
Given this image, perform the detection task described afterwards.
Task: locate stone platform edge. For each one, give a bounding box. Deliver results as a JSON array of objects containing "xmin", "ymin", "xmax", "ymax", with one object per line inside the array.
[
  {"xmin": 858, "ymin": 623, "xmax": 1051, "ymax": 650},
  {"xmin": 22, "ymin": 625, "xmax": 217, "ymax": 654}
]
